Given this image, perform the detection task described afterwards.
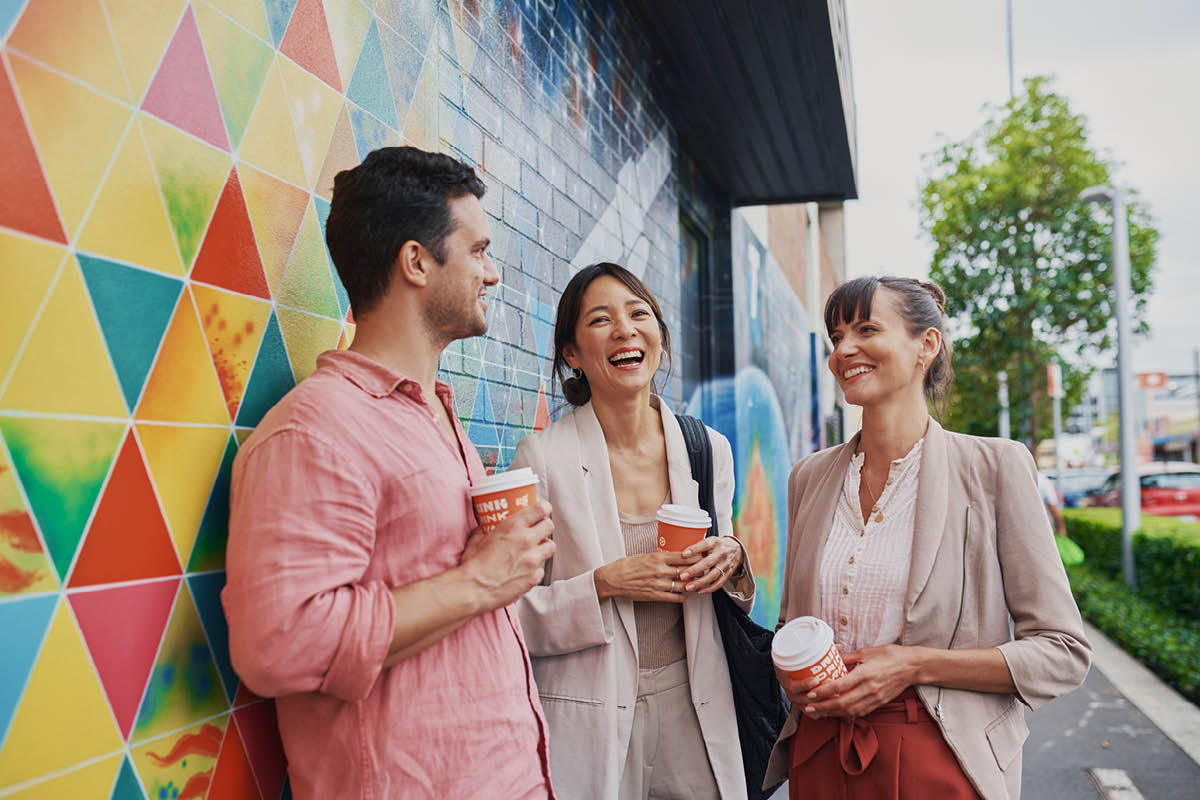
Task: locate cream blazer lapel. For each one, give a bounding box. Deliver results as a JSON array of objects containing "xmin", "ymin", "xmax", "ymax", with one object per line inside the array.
[{"xmin": 786, "ymin": 433, "xmax": 858, "ymax": 616}]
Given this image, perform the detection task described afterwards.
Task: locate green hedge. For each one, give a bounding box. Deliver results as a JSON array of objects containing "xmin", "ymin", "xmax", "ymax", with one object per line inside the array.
[
  {"xmin": 1066, "ymin": 564, "xmax": 1200, "ymax": 705},
  {"xmin": 1064, "ymin": 508, "xmax": 1200, "ymax": 619}
]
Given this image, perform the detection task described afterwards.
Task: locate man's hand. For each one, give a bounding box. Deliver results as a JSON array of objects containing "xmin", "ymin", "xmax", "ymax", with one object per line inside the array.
[
  {"xmin": 593, "ymin": 550, "xmax": 701, "ymax": 603},
  {"xmin": 459, "ymin": 501, "xmax": 555, "ymax": 611}
]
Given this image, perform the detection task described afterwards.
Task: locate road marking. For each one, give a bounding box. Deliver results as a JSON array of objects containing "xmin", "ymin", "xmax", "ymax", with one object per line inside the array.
[{"xmin": 1088, "ymin": 768, "xmax": 1145, "ymax": 799}]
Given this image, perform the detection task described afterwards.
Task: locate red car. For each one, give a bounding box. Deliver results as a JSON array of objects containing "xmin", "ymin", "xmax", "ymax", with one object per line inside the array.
[{"xmin": 1092, "ymin": 461, "xmax": 1200, "ymax": 521}]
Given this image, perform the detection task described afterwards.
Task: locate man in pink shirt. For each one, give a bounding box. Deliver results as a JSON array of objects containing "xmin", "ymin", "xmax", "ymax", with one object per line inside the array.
[{"xmin": 222, "ymin": 147, "xmax": 557, "ymax": 799}]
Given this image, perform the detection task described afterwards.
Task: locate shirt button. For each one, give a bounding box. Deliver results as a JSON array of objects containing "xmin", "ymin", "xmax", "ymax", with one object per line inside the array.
[
  {"xmin": 849, "ymin": 555, "xmax": 855, "ymax": 564},
  {"xmin": 840, "ymin": 616, "xmax": 848, "ymax": 626},
  {"xmin": 842, "ymin": 587, "xmax": 849, "ymax": 595}
]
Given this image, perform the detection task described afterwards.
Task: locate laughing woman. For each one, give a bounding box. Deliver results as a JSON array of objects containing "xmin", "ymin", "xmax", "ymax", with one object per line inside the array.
[
  {"xmin": 511, "ymin": 262, "xmax": 755, "ymax": 800},
  {"xmin": 766, "ymin": 276, "xmax": 1090, "ymax": 799}
]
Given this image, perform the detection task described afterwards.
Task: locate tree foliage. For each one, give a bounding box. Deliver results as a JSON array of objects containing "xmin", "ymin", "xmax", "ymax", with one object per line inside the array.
[{"xmin": 919, "ymin": 77, "xmax": 1158, "ymax": 445}]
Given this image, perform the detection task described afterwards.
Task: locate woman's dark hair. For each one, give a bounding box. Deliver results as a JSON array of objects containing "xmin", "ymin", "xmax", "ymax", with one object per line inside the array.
[
  {"xmin": 823, "ymin": 276, "xmax": 954, "ymax": 401},
  {"xmin": 325, "ymin": 146, "xmax": 486, "ymax": 315},
  {"xmin": 552, "ymin": 263, "xmax": 671, "ymax": 406}
]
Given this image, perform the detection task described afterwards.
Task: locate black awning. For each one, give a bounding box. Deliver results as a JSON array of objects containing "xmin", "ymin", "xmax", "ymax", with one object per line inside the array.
[{"xmin": 625, "ymin": 0, "xmax": 858, "ymax": 204}]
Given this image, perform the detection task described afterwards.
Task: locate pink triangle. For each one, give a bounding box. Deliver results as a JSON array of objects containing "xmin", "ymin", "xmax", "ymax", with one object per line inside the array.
[
  {"xmin": 280, "ymin": 0, "xmax": 342, "ymax": 92},
  {"xmin": 234, "ymin": 700, "xmax": 287, "ymax": 800},
  {"xmin": 69, "ymin": 577, "xmax": 181, "ymax": 739},
  {"xmin": 141, "ymin": 6, "xmax": 230, "ymax": 150}
]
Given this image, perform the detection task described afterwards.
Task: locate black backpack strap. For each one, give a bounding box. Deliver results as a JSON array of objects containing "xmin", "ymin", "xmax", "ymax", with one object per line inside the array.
[{"xmin": 676, "ymin": 415, "xmax": 717, "ymax": 538}]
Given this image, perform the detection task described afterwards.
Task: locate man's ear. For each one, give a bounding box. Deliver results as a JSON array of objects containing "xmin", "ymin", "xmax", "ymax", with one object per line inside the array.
[{"xmin": 394, "ymin": 240, "xmax": 432, "ymax": 288}]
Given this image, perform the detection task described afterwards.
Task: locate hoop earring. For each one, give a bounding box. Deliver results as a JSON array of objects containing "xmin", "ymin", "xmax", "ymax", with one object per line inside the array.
[{"xmin": 573, "ymin": 368, "xmax": 584, "ymax": 379}]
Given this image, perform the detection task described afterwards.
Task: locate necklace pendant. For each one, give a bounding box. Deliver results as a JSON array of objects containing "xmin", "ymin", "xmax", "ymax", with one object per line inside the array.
[
  {"xmin": 874, "ymin": 512, "xmax": 884, "ymax": 523},
  {"xmin": 872, "ymin": 503, "xmax": 879, "ymax": 513}
]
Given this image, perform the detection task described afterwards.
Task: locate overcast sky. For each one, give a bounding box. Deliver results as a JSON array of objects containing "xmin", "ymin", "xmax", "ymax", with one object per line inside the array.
[{"xmin": 842, "ymin": 0, "xmax": 1199, "ymax": 376}]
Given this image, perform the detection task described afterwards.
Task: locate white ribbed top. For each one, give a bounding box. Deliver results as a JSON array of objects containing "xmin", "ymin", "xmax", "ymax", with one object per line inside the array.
[{"xmin": 818, "ymin": 438, "xmax": 924, "ymax": 654}]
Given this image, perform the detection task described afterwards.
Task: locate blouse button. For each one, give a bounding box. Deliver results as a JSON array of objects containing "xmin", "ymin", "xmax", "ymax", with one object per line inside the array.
[
  {"xmin": 849, "ymin": 555, "xmax": 855, "ymax": 564},
  {"xmin": 839, "ymin": 616, "xmax": 848, "ymax": 626}
]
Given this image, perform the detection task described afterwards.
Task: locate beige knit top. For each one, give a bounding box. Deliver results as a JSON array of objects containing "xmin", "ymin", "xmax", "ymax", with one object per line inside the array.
[{"xmin": 619, "ymin": 508, "xmax": 687, "ymax": 669}]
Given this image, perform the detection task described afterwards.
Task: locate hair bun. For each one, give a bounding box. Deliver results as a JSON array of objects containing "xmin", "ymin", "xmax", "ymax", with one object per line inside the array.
[{"xmin": 919, "ymin": 280, "xmax": 947, "ymax": 315}]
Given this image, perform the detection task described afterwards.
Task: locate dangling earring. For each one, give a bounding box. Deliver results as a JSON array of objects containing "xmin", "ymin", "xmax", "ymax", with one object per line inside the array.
[{"xmin": 573, "ymin": 368, "xmax": 583, "ymax": 379}]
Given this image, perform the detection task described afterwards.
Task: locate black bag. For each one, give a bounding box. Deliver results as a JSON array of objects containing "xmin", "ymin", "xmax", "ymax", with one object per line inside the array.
[{"xmin": 676, "ymin": 414, "xmax": 789, "ymax": 800}]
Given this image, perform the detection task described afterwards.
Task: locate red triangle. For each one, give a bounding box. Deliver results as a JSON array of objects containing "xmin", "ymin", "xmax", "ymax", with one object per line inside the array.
[
  {"xmin": 208, "ymin": 714, "xmax": 263, "ymax": 800},
  {"xmin": 234, "ymin": 682, "xmax": 264, "ymax": 707},
  {"xmin": 68, "ymin": 432, "xmax": 182, "ymax": 587},
  {"xmin": 0, "ymin": 65, "xmax": 67, "ymax": 243},
  {"xmin": 191, "ymin": 167, "xmax": 270, "ymax": 298},
  {"xmin": 68, "ymin": 578, "xmax": 180, "ymax": 738},
  {"xmin": 235, "ymin": 701, "xmax": 287, "ymax": 800},
  {"xmin": 141, "ymin": 6, "xmax": 230, "ymax": 150},
  {"xmin": 280, "ymin": 0, "xmax": 342, "ymax": 92},
  {"xmin": 535, "ymin": 382, "xmax": 551, "ymax": 432}
]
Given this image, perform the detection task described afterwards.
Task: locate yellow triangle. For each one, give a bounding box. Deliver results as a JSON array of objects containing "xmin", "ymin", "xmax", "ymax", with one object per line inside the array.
[
  {"xmin": 324, "ymin": 0, "xmax": 373, "ymax": 89},
  {"xmin": 191, "ymin": 284, "xmax": 271, "ymax": 420},
  {"xmin": 130, "ymin": 716, "xmax": 228, "ymax": 800},
  {"xmin": 203, "ymin": 0, "xmax": 271, "ymax": 42},
  {"xmin": 341, "ymin": 321, "xmax": 356, "ymax": 349},
  {"xmin": 129, "ymin": 589, "xmax": 229, "ymax": 743},
  {"xmin": 76, "ymin": 126, "xmax": 184, "ymax": 276},
  {"xmin": 105, "ymin": 0, "xmax": 189, "ymax": 102},
  {"xmin": 136, "ymin": 424, "xmax": 229, "ymax": 566},
  {"xmin": 8, "ymin": 54, "xmax": 133, "ymax": 240},
  {"xmin": 234, "ymin": 428, "xmax": 253, "ymax": 445},
  {"xmin": 237, "ymin": 59, "xmax": 308, "ymax": 189},
  {"xmin": 0, "ymin": 600, "xmax": 122, "ymax": 787},
  {"xmin": 278, "ymin": 307, "xmax": 343, "ymax": 382},
  {"xmin": 0, "ymin": 436, "xmax": 59, "ymax": 597},
  {"xmin": 0, "ymin": 233, "xmax": 67, "ymax": 387},
  {"xmin": 277, "ymin": 57, "xmax": 343, "ymax": 190},
  {"xmin": 4, "ymin": 754, "xmax": 123, "ymax": 799},
  {"xmin": 276, "ymin": 203, "xmax": 341, "ymax": 319},
  {"xmin": 140, "ymin": 114, "xmax": 232, "ymax": 271},
  {"xmin": 0, "ymin": 257, "xmax": 128, "ymax": 417},
  {"xmin": 7, "ymin": 0, "xmax": 131, "ymax": 102},
  {"xmin": 238, "ymin": 164, "xmax": 310, "ymax": 294},
  {"xmin": 402, "ymin": 39, "xmax": 440, "ymax": 151},
  {"xmin": 135, "ymin": 287, "xmax": 231, "ymax": 424}
]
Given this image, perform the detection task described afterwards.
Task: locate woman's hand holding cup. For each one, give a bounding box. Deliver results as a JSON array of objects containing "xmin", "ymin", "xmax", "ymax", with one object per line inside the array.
[{"xmin": 593, "ymin": 550, "xmax": 701, "ymax": 603}]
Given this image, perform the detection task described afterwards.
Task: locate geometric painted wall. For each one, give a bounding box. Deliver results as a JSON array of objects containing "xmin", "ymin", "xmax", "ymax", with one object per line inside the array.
[{"xmin": 1, "ymin": 0, "xmax": 684, "ymax": 795}]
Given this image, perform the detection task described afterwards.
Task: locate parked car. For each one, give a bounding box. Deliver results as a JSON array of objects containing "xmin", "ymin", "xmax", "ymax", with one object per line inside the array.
[
  {"xmin": 1045, "ymin": 467, "xmax": 1112, "ymax": 508},
  {"xmin": 1091, "ymin": 461, "xmax": 1200, "ymax": 520}
]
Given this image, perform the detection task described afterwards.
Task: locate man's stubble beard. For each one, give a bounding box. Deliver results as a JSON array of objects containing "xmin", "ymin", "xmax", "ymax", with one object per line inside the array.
[{"xmin": 422, "ymin": 280, "xmax": 487, "ymax": 347}]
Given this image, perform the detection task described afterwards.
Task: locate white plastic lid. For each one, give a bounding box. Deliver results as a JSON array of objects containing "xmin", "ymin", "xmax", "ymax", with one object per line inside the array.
[
  {"xmin": 655, "ymin": 503, "xmax": 711, "ymax": 529},
  {"xmin": 468, "ymin": 467, "xmax": 539, "ymax": 497},
  {"xmin": 771, "ymin": 616, "xmax": 835, "ymax": 670}
]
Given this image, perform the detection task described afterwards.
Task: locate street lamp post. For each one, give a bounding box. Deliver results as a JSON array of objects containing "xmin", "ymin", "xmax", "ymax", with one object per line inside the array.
[
  {"xmin": 1081, "ymin": 185, "xmax": 1139, "ymax": 590},
  {"xmin": 998, "ymin": 370, "xmax": 1011, "ymax": 439}
]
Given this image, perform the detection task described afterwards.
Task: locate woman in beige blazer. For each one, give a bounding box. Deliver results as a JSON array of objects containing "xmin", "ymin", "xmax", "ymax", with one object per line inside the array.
[
  {"xmin": 767, "ymin": 276, "xmax": 1090, "ymax": 800},
  {"xmin": 512, "ymin": 263, "xmax": 755, "ymax": 799}
]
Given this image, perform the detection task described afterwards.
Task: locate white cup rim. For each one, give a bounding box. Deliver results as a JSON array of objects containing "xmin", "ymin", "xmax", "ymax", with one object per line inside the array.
[
  {"xmin": 468, "ymin": 467, "xmax": 539, "ymax": 497},
  {"xmin": 771, "ymin": 616, "xmax": 835, "ymax": 669},
  {"xmin": 656, "ymin": 503, "xmax": 711, "ymax": 528}
]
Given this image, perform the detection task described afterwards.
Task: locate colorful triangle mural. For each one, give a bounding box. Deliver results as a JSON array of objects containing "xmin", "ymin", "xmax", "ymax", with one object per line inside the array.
[
  {"xmin": 0, "ymin": 61, "xmax": 66, "ymax": 244},
  {"xmin": 315, "ymin": 104, "xmax": 359, "ymax": 201},
  {"xmin": 277, "ymin": 202, "xmax": 341, "ymax": 319},
  {"xmin": 68, "ymin": 432, "xmax": 182, "ymax": 587},
  {"xmin": 207, "ymin": 713, "xmax": 262, "ymax": 800},
  {"xmin": 280, "ymin": 0, "xmax": 342, "ymax": 92},
  {"xmin": 188, "ymin": 436, "xmax": 237, "ymax": 573},
  {"xmin": 77, "ymin": 253, "xmax": 184, "ymax": 412},
  {"xmin": 104, "ymin": 0, "xmax": 188, "ymax": 103},
  {"xmin": 0, "ymin": 593, "xmax": 57, "ymax": 748},
  {"xmin": 68, "ymin": 577, "xmax": 180, "ymax": 739},
  {"xmin": 237, "ymin": 59, "xmax": 308, "ymax": 189},
  {"xmin": 238, "ymin": 164, "xmax": 310, "ymax": 293},
  {"xmin": 0, "ymin": 417, "xmax": 126, "ymax": 582},
  {"xmin": 4, "ymin": 754, "xmax": 123, "ymax": 799},
  {"xmin": 7, "ymin": 0, "xmax": 130, "ymax": 102},
  {"xmin": 234, "ymin": 701, "xmax": 288, "ymax": 800},
  {"xmin": 0, "ymin": 432, "xmax": 57, "ymax": 597},
  {"xmin": 346, "ymin": 20, "xmax": 397, "ymax": 129},
  {"xmin": 188, "ymin": 572, "xmax": 237, "ymax": 704},
  {"xmin": 194, "ymin": 0, "xmax": 275, "ymax": 151},
  {"xmin": 312, "ymin": 195, "xmax": 351, "ymax": 317},
  {"xmin": 277, "ymin": 55, "xmax": 342, "ymax": 190},
  {"xmin": 324, "ymin": 0, "xmax": 373, "ymax": 91},
  {"xmin": 0, "ymin": 232, "xmax": 65, "ymax": 392},
  {"xmin": 191, "ymin": 167, "xmax": 271, "ymax": 298},
  {"xmin": 263, "ymin": 0, "xmax": 300, "ymax": 46},
  {"xmin": 277, "ymin": 306, "xmax": 342, "ymax": 382},
  {"xmin": 110, "ymin": 755, "xmax": 145, "ymax": 800},
  {"xmin": 234, "ymin": 311, "xmax": 296, "ymax": 427},
  {"xmin": 141, "ymin": 5, "xmax": 230, "ymax": 151},
  {"xmin": 192, "ymin": 283, "xmax": 273, "ymax": 421},
  {"xmin": 130, "ymin": 716, "xmax": 226, "ymax": 800}
]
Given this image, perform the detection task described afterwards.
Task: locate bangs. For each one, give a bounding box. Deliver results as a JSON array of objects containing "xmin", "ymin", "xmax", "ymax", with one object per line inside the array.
[{"xmin": 823, "ymin": 276, "xmax": 878, "ymax": 337}]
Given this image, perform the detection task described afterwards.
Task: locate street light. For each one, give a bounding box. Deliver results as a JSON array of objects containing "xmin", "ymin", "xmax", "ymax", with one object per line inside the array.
[{"xmin": 1081, "ymin": 184, "xmax": 1139, "ymax": 590}]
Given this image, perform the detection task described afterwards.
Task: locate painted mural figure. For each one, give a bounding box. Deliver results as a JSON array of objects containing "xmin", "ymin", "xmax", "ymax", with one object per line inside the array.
[
  {"xmin": 221, "ymin": 148, "xmax": 557, "ymax": 799},
  {"xmin": 767, "ymin": 276, "xmax": 1092, "ymax": 799},
  {"xmin": 510, "ymin": 262, "xmax": 755, "ymax": 799}
]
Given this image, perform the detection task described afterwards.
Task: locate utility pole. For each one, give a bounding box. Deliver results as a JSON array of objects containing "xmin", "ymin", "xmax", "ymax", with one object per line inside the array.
[
  {"xmin": 998, "ymin": 370, "xmax": 1011, "ymax": 439},
  {"xmin": 1050, "ymin": 358, "xmax": 1064, "ymax": 483}
]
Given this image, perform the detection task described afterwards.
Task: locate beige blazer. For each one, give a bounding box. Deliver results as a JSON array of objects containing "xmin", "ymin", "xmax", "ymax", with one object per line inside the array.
[
  {"xmin": 512, "ymin": 398, "xmax": 755, "ymax": 800},
  {"xmin": 766, "ymin": 418, "xmax": 1091, "ymax": 800}
]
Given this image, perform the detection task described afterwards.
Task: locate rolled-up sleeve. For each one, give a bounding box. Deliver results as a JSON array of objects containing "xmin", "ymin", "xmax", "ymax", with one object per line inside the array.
[
  {"xmin": 992, "ymin": 442, "xmax": 1091, "ymax": 708},
  {"xmin": 222, "ymin": 428, "xmax": 396, "ymax": 702}
]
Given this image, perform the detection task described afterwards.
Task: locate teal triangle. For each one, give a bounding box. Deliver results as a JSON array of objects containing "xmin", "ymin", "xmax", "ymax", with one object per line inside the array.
[
  {"xmin": 346, "ymin": 21, "xmax": 397, "ymax": 129},
  {"xmin": 78, "ymin": 253, "xmax": 184, "ymax": 411},
  {"xmin": 188, "ymin": 571, "xmax": 237, "ymax": 703},
  {"xmin": 110, "ymin": 755, "xmax": 146, "ymax": 800},
  {"xmin": 188, "ymin": 436, "xmax": 236, "ymax": 573},
  {"xmin": 262, "ymin": 0, "xmax": 298, "ymax": 47},
  {"xmin": 468, "ymin": 379, "xmax": 500, "ymax": 450},
  {"xmin": 0, "ymin": 593, "xmax": 57, "ymax": 749},
  {"xmin": 313, "ymin": 196, "xmax": 349, "ymax": 318},
  {"xmin": 235, "ymin": 311, "xmax": 295, "ymax": 427},
  {"xmin": 0, "ymin": 418, "xmax": 125, "ymax": 581},
  {"xmin": 0, "ymin": 1, "xmax": 25, "ymax": 41}
]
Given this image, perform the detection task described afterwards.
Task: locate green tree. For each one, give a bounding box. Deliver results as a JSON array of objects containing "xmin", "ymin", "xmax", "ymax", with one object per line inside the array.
[{"xmin": 919, "ymin": 77, "xmax": 1158, "ymax": 448}]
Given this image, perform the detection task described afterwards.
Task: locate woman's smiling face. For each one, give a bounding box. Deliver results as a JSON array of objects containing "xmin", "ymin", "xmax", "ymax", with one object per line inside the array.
[
  {"xmin": 827, "ymin": 287, "xmax": 929, "ymax": 408},
  {"xmin": 564, "ymin": 275, "xmax": 664, "ymax": 401}
]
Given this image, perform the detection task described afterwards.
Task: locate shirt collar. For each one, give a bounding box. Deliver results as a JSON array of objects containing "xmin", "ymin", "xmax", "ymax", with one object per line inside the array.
[{"xmin": 317, "ymin": 350, "xmax": 453, "ymax": 404}]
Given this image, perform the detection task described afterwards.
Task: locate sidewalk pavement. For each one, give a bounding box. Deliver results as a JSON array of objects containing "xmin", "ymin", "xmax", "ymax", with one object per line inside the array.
[{"xmin": 770, "ymin": 621, "xmax": 1200, "ymax": 799}]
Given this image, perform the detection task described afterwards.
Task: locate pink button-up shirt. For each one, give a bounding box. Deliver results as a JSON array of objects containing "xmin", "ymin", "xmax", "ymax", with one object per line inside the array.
[{"xmin": 223, "ymin": 350, "xmax": 553, "ymax": 800}]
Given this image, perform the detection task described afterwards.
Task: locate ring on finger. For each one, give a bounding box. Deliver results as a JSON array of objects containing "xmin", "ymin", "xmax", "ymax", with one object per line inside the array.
[{"xmin": 670, "ymin": 580, "xmax": 677, "ymax": 592}]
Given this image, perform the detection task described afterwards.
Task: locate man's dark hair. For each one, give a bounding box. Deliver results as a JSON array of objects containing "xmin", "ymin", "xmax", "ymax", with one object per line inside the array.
[{"xmin": 325, "ymin": 147, "xmax": 486, "ymax": 315}]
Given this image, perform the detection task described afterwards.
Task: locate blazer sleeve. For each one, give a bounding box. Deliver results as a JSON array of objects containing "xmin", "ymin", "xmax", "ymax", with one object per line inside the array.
[
  {"xmin": 992, "ymin": 441, "xmax": 1092, "ymax": 709},
  {"xmin": 511, "ymin": 433, "xmax": 614, "ymax": 657},
  {"xmin": 711, "ymin": 427, "xmax": 755, "ymax": 611}
]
